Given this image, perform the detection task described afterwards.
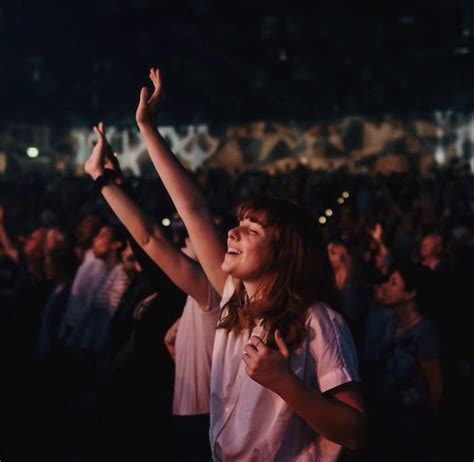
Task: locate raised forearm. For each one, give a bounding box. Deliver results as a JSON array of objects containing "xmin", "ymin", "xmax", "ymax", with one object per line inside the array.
[
  {"xmin": 100, "ymin": 182, "xmax": 157, "ymax": 248},
  {"xmin": 138, "ymin": 125, "xmax": 209, "ymax": 216},
  {"xmin": 272, "ymin": 373, "xmax": 367, "ymax": 450}
]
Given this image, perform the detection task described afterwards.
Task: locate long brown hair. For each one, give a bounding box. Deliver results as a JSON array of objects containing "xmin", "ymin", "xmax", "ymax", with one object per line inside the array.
[{"xmin": 219, "ymin": 197, "xmax": 340, "ymax": 350}]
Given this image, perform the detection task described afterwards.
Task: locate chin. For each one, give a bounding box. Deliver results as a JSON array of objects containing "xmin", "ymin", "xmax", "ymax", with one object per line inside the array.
[{"xmin": 221, "ymin": 261, "xmax": 232, "ymax": 275}]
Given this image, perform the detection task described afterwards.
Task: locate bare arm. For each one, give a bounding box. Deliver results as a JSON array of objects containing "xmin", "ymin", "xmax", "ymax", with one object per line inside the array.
[
  {"xmin": 164, "ymin": 317, "xmax": 181, "ymax": 361},
  {"xmin": 84, "ymin": 123, "xmax": 210, "ymax": 307},
  {"xmin": 419, "ymin": 359, "xmax": 443, "ymax": 413},
  {"xmin": 0, "ymin": 206, "xmax": 19, "ymax": 263},
  {"xmin": 243, "ymin": 332, "xmax": 367, "ymax": 450},
  {"xmin": 136, "ymin": 69, "xmax": 227, "ymax": 296}
]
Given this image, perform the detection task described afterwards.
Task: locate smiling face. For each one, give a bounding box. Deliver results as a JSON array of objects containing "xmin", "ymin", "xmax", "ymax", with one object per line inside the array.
[{"xmin": 221, "ymin": 218, "xmax": 273, "ymax": 285}]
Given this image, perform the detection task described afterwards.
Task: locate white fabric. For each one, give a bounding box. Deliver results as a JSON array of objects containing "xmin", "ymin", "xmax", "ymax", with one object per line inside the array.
[
  {"xmin": 210, "ymin": 277, "xmax": 360, "ymax": 462},
  {"xmin": 58, "ymin": 249, "xmax": 106, "ymax": 343},
  {"xmin": 75, "ymin": 263, "xmax": 130, "ymax": 352},
  {"xmin": 173, "ymin": 284, "xmax": 221, "ymax": 415}
]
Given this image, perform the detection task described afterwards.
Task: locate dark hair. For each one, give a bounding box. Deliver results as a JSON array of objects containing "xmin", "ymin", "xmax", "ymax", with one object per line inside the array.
[
  {"xmin": 387, "ymin": 259, "xmax": 433, "ymax": 313},
  {"xmin": 105, "ymin": 224, "xmax": 127, "ymax": 258},
  {"xmin": 220, "ymin": 197, "xmax": 340, "ymax": 350}
]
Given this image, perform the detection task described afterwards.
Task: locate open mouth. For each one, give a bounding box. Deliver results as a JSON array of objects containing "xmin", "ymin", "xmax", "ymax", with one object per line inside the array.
[{"xmin": 227, "ymin": 247, "xmax": 242, "ymax": 256}]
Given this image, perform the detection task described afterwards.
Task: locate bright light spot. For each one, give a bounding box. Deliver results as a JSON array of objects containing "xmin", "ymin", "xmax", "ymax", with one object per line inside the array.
[
  {"xmin": 319, "ymin": 216, "xmax": 327, "ymax": 224},
  {"xmin": 300, "ymin": 156, "xmax": 308, "ymax": 165},
  {"xmin": 325, "ymin": 209, "xmax": 333, "ymax": 217},
  {"xmin": 26, "ymin": 147, "xmax": 39, "ymax": 158},
  {"xmin": 162, "ymin": 218, "xmax": 171, "ymax": 227},
  {"xmin": 337, "ymin": 197, "xmax": 344, "ymax": 204},
  {"xmin": 342, "ymin": 191, "xmax": 349, "ymax": 199}
]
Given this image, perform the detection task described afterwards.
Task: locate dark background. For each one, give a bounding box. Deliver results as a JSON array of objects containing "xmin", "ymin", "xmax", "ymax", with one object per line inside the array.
[{"xmin": 2, "ymin": 0, "xmax": 474, "ymax": 125}]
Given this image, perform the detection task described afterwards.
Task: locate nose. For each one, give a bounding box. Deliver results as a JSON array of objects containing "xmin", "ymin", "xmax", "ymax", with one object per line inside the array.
[{"xmin": 228, "ymin": 226, "xmax": 240, "ymax": 241}]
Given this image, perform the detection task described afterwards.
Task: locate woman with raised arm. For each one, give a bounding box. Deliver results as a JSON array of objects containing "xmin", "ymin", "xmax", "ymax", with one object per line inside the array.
[
  {"xmin": 84, "ymin": 124, "xmax": 220, "ymax": 461},
  {"xmin": 136, "ymin": 68, "xmax": 367, "ymax": 461}
]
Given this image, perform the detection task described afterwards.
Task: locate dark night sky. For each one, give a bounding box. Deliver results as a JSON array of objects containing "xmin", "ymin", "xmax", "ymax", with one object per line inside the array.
[{"xmin": 2, "ymin": 0, "xmax": 474, "ymax": 126}]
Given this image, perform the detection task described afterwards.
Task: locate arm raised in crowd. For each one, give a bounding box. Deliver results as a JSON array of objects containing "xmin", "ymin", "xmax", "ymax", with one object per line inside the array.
[
  {"xmin": 84, "ymin": 123, "xmax": 209, "ymax": 307},
  {"xmin": 135, "ymin": 68, "xmax": 227, "ymax": 296},
  {"xmin": 0, "ymin": 206, "xmax": 19, "ymax": 264}
]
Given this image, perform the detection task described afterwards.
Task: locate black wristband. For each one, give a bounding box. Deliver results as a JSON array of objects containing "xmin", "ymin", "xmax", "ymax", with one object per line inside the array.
[{"xmin": 93, "ymin": 169, "xmax": 119, "ymax": 195}]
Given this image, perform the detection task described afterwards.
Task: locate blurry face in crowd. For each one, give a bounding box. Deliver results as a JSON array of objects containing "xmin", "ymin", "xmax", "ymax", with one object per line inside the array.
[
  {"xmin": 420, "ymin": 235, "xmax": 441, "ymax": 259},
  {"xmin": 381, "ymin": 271, "xmax": 415, "ymax": 307},
  {"xmin": 77, "ymin": 215, "xmax": 102, "ymax": 246},
  {"xmin": 327, "ymin": 243, "xmax": 345, "ymax": 271},
  {"xmin": 45, "ymin": 228, "xmax": 66, "ymax": 254},
  {"xmin": 93, "ymin": 226, "xmax": 119, "ymax": 260},
  {"xmin": 121, "ymin": 242, "xmax": 141, "ymax": 275},
  {"xmin": 24, "ymin": 228, "xmax": 47, "ymax": 258},
  {"xmin": 222, "ymin": 218, "xmax": 273, "ymax": 283}
]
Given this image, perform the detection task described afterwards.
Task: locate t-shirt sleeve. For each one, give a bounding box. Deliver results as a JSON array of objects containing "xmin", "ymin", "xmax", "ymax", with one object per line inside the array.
[
  {"xmin": 309, "ymin": 305, "xmax": 361, "ymax": 393},
  {"xmin": 415, "ymin": 322, "xmax": 440, "ymax": 360}
]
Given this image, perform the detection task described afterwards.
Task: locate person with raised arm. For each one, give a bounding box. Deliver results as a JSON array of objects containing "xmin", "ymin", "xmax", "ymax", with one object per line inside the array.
[
  {"xmin": 136, "ymin": 68, "xmax": 368, "ymax": 461},
  {"xmin": 84, "ymin": 123, "xmax": 220, "ymax": 461}
]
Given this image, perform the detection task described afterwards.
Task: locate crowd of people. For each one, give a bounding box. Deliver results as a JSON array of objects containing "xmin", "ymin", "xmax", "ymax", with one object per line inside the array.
[{"xmin": 0, "ymin": 69, "xmax": 473, "ymax": 462}]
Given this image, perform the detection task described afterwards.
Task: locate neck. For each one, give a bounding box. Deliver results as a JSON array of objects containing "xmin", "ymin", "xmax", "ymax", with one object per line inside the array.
[
  {"xmin": 243, "ymin": 280, "xmax": 260, "ymax": 301},
  {"xmin": 334, "ymin": 267, "xmax": 348, "ymax": 289},
  {"xmin": 422, "ymin": 256, "xmax": 439, "ymax": 269},
  {"xmin": 392, "ymin": 300, "xmax": 421, "ymax": 327},
  {"xmin": 103, "ymin": 253, "xmax": 119, "ymax": 270}
]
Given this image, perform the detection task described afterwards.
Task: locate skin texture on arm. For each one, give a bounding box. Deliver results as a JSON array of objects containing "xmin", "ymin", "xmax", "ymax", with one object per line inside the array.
[
  {"xmin": 419, "ymin": 358, "xmax": 443, "ymax": 413},
  {"xmin": 136, "ymin": 69, "xmax": 227, "ymax": 296},
  {"xmin": 84, "ymin": 123, "xmax": 210, "ymax": 307},
  {"xmin": 243, "ymin": 331, "xmax": 368, "ymax": 450}
]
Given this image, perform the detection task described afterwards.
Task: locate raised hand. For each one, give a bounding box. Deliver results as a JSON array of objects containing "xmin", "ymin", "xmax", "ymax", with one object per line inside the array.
[
  {"xmin": 242, "ymin": 329, "xmax": 292, "ymax": 391},
  {"xmin": 84, "ymin": 122, "xmax": 122, "ymax": 182},
  {"xmin": 136, "ymin": 67, "xmax": 162, "ymax": 129}
]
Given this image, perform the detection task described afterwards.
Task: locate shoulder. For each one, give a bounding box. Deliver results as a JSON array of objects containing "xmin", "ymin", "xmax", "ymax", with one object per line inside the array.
[
  {"xmin": 306, "ymin": 302, "xmax": 350, "ymax": 336},
  {"xmin": 412, "ymin": 318, "xmax": 439, "ymax": 341}
]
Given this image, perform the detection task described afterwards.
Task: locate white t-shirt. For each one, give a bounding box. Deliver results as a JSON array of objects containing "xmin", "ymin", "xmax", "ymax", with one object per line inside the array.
[
  {"xmin": 58, "ymin": 249, "xmax": 106, "ymax": 343},
  {"xmin": 173, "ymin": 284, "xmax": 221, "ymax": 415},
  {"xmin": 210, "ymin": 277, "xmax": 360, "ymax": 462}
]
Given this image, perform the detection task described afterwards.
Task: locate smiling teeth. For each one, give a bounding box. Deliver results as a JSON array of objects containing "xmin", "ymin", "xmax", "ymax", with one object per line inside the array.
[{"xmin": 227, "ymin": 247, "xmax": 241, "ymax": 255}]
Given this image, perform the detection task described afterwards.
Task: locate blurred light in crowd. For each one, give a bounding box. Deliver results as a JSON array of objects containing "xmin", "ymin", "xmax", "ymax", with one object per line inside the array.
[
  {"xmin": 162, "ymin": 218, "xmax": 171, "ymax": 227},
  {"xmin": 279, "ymin": 49, "xmax": 288, "ymax": 62},
  {"xmin": 435, "ymin": 145, "xmax": 445, "ymax": 165},
  {"xmin": 26, "ymin": 147, "xmax": 39, "ymax": 158},
  {"xmin": 0, "ymin": 152, "xmax": 6, "ymax": 174},
  {"xmin": 454, "ymin": 47, "xmax": 470, "ymax": 55},
  {"xmin": 325, "ymin": 209, "xmax": 333, "ymax": 217},
  {"xmin": 463, "ymin": 28, "xmax": 471, "ymax": 37},
  {"xmin": 318, "ymin": 216, "xmax": 327, "ymax": 224},
  {"xmin": 337, "ymin": 197, "xmax": 344, "ymax": 204},
  {"xmin": 342, "ymin": 191, "xmax": 349, "ymax": 199},
  {"xmin": 399, "ymin": 16, "xmax": 415, "ymax": 24},
  {"xmin": 300, "ymin": 156, "xmax": 308, "ymax": 165}
]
